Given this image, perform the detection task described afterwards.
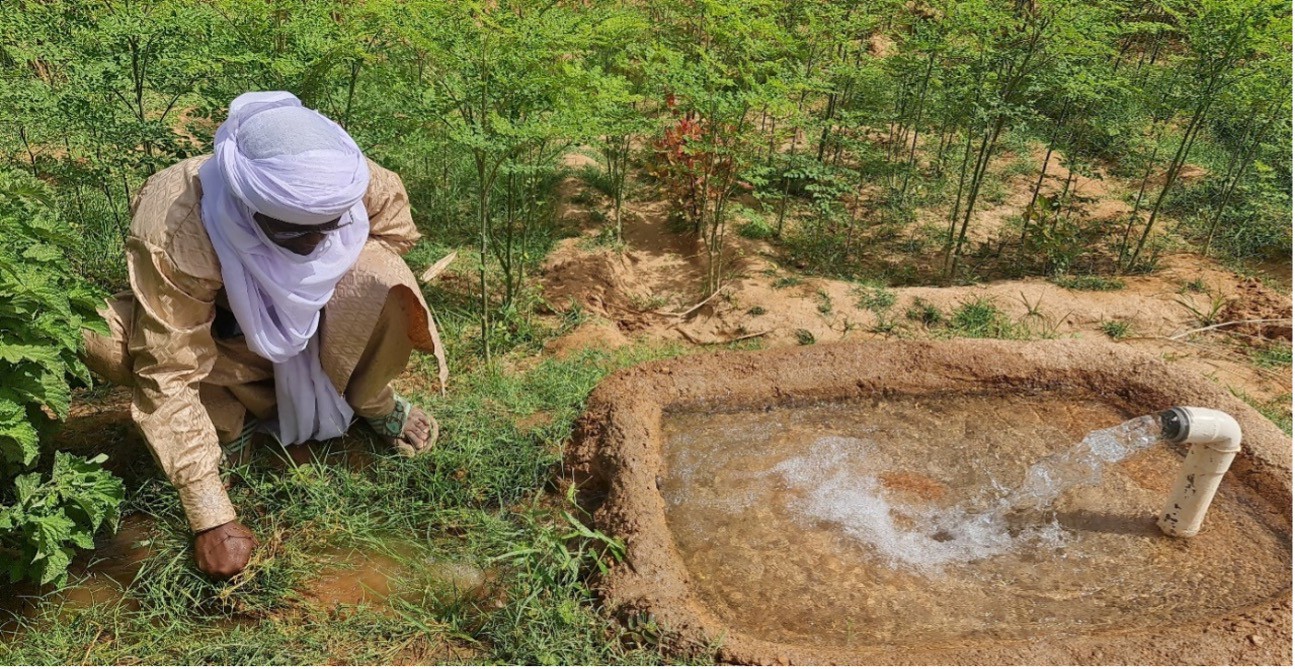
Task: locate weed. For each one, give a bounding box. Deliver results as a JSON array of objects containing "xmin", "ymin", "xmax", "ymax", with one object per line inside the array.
[
  {"xmin": 579, "ymin": 225, "xmax": 624, "ymax": 252},
  {"xmin": 629, "ymin": 292, "xmax": 670, "ymax": 312},
  {"xmin": 1101, "ymin": 319, "xmax": 1132, "ymax": 340},
  {"xmin": 773, "ymin": 276, "xmax": 802, "ymax": 289},
  {"xmin": 1232, "ymin": 390, "xmax": 1293, "ymax": 436},
  {"xmin": 815, "ymin": 290, "xmax": 833, "ymax": 315},
  {"xmin": 1174, "ymin": 289, "xmax": 1232, "ymax": 327},
  {"xmin": 1050, "ymin": 275, "xmax": 1126, "ymax": 291},
  {"xmin": 795, "ymin": 329, "xmax": 816, "ymax": 345},
  {"xmin": 1250, "ymin": 341, "xmax": 1292, "ymax": 369},
  {"xmin": 1181, "ymin": 278, "xmax": 1209, "ymax": 294},
  {"xmin": 736, "ymin": 206, "xmax": 776, "ymax": 240},
  {"xmin": 945, "ymin": 297, "xmax": 1028, "ymax": 339},
  {"xmin": 577, "ymin": 164, "xmax": 617, "ymax": 197},
  {"xmin": 746, "ymin": 305, "xmax": 767, "ymax": 316},
  {"xmin": 569, "ymin": 188, "xmax": 599, "ymax": 207},
  {"xmin": 905, "ymin": 298, "xmax": 944, "ymax": 327},
  {"xmin": 1017, "ymin": 291, "xmax": 1047, "ymax": 320},
  {"xmin": 853, "ymin": 283, "xmax": 896, "ymax": 313},
  {"xmin": 870, "ymin": 313, "xmax": 901, "ymax": 336}
]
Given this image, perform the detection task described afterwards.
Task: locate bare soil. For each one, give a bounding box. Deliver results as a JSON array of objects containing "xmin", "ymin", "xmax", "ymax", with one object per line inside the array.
[{"xmin": 538, "ymin": 174, "xmax": 1291, "ymax": 414}]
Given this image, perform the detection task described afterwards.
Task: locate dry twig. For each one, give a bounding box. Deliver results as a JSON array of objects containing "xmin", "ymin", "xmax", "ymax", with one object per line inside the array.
[{"xmin": 1167, "ymin": 318, "xmax": 1291, "ymax": 340}]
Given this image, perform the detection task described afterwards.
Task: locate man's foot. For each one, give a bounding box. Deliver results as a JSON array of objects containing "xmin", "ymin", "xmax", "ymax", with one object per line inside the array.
[
  {"xmin": 365, "ymin": 393, "xmax": 438, "ymax": 457},
  {"xmin": 194, "ymin": 521, "xmax": 258, "ymax": 580}
]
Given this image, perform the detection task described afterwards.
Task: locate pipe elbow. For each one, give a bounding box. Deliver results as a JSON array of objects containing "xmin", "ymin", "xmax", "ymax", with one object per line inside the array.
[{"xmin": 1170, "ymin": 406, "xmax": 1242, "ymax": 453}]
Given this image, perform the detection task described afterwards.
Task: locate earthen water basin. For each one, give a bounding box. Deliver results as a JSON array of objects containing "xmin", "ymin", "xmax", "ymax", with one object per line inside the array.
[{"xmin": 569, "ymin": 340, "xmax": 1293, "ymax": 665}]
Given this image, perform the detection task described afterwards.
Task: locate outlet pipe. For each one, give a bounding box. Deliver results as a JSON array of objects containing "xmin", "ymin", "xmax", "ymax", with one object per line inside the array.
[{"xmin": 1157, "ymin": 407, "xmax": 1242, "ymax": 538}]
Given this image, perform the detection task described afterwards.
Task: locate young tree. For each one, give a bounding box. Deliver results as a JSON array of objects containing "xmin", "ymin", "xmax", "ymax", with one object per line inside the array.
[{"xmin": 393, "ymin": 0, "xmax": 604, "ymax": 362}]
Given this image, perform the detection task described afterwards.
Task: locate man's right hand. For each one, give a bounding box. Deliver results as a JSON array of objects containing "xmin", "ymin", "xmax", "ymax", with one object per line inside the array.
[{"xmin": 194, "ymin": 520, "xmax": 258, "ymax": 580}]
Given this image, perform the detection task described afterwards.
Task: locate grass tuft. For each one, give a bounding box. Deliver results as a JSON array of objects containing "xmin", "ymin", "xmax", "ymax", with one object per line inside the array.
[{"xmin": 1050, "ymin": 275, "xmax": 1126, "ymax": 292}]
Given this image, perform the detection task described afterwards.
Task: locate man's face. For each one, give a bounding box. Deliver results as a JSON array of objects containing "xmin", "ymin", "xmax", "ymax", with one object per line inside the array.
[{"xmin": 253, "ymin": 212, "xmax": 346, "ymax": 256}]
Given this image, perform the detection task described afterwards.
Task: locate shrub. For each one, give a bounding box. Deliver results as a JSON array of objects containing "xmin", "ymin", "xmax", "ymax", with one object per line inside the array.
[
  {"xmin": 905, "ymin": 298, "xmax": 944, "ymax": 326},
  {"xmin": 946, "ymin": 297, "xmax": 1027, "ymax": 339},
  {"xmin": 0, "ymin": 170, "xmax": 124, "ymax": 586},
  {"xmin": 854, "ymin": 283, "xmax": 897, "ymax": 313},
  {"xmin": 739, "ymin": 217, "xmax": 776, "ymax": 240},
  {"xmin": 1100, "ymin": 319, "xmax": 1132, "ymax": 340}
]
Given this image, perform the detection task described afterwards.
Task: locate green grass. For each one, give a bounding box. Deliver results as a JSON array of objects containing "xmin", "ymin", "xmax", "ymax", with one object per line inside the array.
[
  {"xmin": 1233, "ymin": 390, "xmax": 1293, "ymax": 436},
  {"xmin": 1050, "ymin": 274, "xmax": 1126, "ymax": 292},
  {"xmin": 853, "ymin": 283, "xmax": 896, "ymax": 313},
  {"xmin": 1249, "ymin": 342, "xmax": 1292, "ymax": 369},
  {"xmin": 904, "ymin": 297, "xmax": 944, "ymax": 327},
  {"xmin": 942, "ymin": 297, "xmax": 1029, "ymax": 340},
  {"xmin": 1, "ymin": 333, "xmax": 705, "ymax": 664},
  {"xmin": 1100, "ymin": 319, "xmax": 1132, "ymax": 340},
  {"xmin": 815, "ymin": 290, "xmax": 833, "ymax": 315}
]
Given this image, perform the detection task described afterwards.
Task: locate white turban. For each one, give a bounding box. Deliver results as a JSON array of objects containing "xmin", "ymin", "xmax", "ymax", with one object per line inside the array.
[{"xmin": 199, "ymin": 91, "xmax": 371, "ymax": 445}]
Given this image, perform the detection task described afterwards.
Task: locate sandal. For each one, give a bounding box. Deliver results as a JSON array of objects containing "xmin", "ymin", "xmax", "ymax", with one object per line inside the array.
[
  {"xmin": 220, "ymin": 417, "xmax": 260, "ymax": 462},
  {"xmin": 365, "ymin": 392, "xmax": 438, "ymax": 457}
]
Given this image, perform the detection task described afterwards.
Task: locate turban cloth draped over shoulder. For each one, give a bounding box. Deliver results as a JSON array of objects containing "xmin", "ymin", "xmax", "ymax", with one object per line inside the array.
[{"xmin": 198, "ymin": 91, "xmax": 371, "ymax": 445}]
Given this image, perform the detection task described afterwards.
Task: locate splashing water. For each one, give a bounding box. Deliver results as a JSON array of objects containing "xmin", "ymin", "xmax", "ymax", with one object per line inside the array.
[{"xmin": 775, "ymin": 415, "xmax": 1164, "ymax": 570}]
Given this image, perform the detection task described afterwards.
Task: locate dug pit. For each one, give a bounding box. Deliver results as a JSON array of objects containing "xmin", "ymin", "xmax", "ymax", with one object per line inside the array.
[{"xmin": 568, "ymin": 340, "xmax": 1292, "ymax": 665}]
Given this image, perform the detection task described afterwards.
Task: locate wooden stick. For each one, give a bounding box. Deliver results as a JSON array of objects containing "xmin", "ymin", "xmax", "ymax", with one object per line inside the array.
[
  {"xmin": 1167, "ymin": 318, "xmax": 1291, "ymax": 340},
  {"xmin": 418, "ymin": 250, "xmax": 458, "ymax": 284},
  {"xmin": 650, "ymin": 285, "xmax": 728, "ymax": 318},
  {"xmin": 674, "ymin": 325, "xmax": 769, "ymax": 345}
]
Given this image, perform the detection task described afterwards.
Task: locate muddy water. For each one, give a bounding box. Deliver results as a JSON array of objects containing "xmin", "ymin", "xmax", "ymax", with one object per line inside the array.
[
  {"xmin": 660, "ymin": 392, "xmax": 1291, "ymax": 647},
  {"xmin": 0, "ymin": 514, "xmax": 152, "ymax": 633}
]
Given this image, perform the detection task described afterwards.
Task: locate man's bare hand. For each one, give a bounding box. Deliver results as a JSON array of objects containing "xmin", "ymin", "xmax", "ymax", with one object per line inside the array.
[{"xmin": 194, "ymin": 521, "xmax": 258, "ymax": 580}]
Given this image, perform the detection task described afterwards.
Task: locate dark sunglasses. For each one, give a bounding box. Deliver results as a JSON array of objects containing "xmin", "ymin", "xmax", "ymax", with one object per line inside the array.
[{"xmin": 254, "ymin": 213, "xmax": 352, "ymax": 242}]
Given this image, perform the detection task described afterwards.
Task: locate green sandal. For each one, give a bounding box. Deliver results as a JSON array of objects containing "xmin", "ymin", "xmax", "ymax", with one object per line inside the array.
[
  {"xmin": 365, "ymin": 393, "xmax": 437, "ymax": 457},
  {"xmin": 221, "ymin": 417, "xmax": 260, "ymax": 456}
]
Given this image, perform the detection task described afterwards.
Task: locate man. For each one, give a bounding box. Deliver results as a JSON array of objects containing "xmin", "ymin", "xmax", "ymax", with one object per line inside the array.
[{"xmin": 82, "ymin": 92, "xmax": 447, "ymax": 579}]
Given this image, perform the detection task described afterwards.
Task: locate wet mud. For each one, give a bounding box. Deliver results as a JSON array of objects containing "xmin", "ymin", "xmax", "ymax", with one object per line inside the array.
[{"xmin": 567, "ymin": 339, "xmax": 1293, "ymax": 665}]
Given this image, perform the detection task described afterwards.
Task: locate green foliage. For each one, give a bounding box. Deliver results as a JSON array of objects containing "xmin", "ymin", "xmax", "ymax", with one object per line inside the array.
[
  {"xmin": 905, "ymin": 298, "xmax": 945, "ymax": 327},
  {"xmin": 945, "ymin": 297, "xmax": 1027, "ymax": 339},
  {"xmin": 1250, "ymin": 341, "xmax": 1292, "ymax": 369},
  {"xmin": 1100, "ymin": 319, "xmax": 1133, "ymax": 340},
  {"xmin": 1050, "ymin": 275, "xmax": 1126, "ymax": 292},
  {"xmin": 853, "ymin": 283, "xmax": 897, "ymax": 313},
  {"xmin": 1, "ymin": 169, "xmax": 123, "ymax": 585},
  {"xmin": 1233, "ymin": 390, "xmax": 1292, "ymax": 436},
  {"xmin": 1, "ymin": 453, "xmax": 125, "ymax": 586}
]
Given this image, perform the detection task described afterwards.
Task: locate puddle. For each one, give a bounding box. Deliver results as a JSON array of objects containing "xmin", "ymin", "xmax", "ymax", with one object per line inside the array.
[
  {"xmin": 305, "ymin": 548, "xmax": 405, "ymax": 608},
  {"xmin": 660, "ymin": 391, "xmax": 1292, "ymax": 647},
  {"xmin": 300, "ymin": 545, "xmax": 489, "ymax": 611},
  {"xmin": 0, "ymin": 514, "xmax": 152, "ymax": 633}
]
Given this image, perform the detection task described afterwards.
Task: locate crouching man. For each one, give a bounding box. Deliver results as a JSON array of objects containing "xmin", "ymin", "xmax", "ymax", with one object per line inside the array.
[{"xmin": 82, "ymin": 92, "xmax": 448, "ymax": 579}]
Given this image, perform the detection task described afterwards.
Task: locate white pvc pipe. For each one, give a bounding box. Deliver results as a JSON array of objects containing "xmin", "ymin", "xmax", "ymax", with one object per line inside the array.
[{"xmin": 1158, "ymin": 407, "xmax": 1242, "ymax": 538}]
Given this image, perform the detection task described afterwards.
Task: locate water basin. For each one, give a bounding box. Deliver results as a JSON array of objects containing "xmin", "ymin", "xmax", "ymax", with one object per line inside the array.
[
  {"xmin": 661, "ymin": 392, "xmax": 1288, "ymax": 647},
  {"xmin": 568, "ymin": 340, "xmax": 1293, "ymax": 665}
]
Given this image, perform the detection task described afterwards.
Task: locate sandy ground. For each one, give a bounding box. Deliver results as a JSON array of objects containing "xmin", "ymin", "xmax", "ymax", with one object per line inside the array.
[{"xmin": 541, "ymin": 151, "xmax": 1290, "ymax": 408}]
